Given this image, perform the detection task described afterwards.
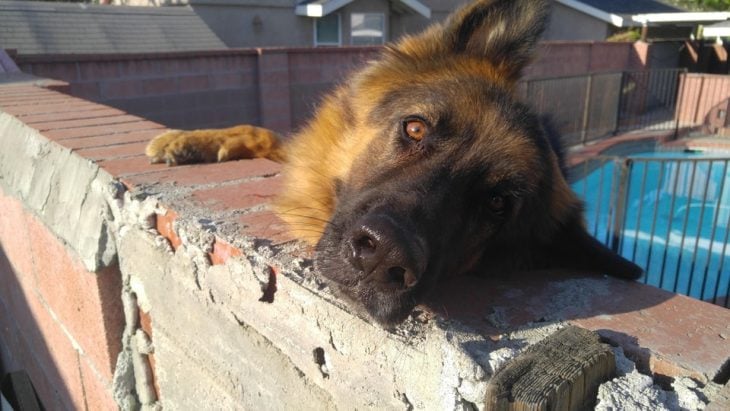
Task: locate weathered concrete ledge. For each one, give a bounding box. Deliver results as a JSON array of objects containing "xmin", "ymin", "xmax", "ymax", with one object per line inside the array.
[{"xmin": 1, "ymin": 80, "xmax": 729, "ymax": 410}]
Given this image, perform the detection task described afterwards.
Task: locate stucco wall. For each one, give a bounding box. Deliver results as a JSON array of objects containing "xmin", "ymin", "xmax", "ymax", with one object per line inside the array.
[{"xmin": 544, "ymin": 2, "xmax": 610, "ymax": 41}]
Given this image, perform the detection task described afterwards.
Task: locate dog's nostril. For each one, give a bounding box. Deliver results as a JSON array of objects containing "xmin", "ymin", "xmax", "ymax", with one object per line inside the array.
[
  {"xmin": 352, "ymin": 234, "xmax": 377, "ymax": 262},
  {"xmin": 355, "ymin": 235, "xmax": 376, "ymax": 253},
  {"xmin": 387, "ymin": 266, "xmax": 418, "ymax": 288}
]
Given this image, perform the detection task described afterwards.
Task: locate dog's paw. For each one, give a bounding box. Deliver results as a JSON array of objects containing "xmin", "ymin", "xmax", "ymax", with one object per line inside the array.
[{"xmin": 145, "ymin": 130, "xmax": 220, "ymax": 166}]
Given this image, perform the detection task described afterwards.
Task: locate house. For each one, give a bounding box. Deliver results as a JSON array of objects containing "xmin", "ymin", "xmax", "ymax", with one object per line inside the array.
[
  {"xmin": 189, "ymin": 0, "xmax": 438, "ymax": 49},
  {"xmin": 0, "ymin": 0, "xmax": 226, "ymax": 54},
  {"xmin": 547, "ymin": 0, "xmax": 730, "ymax": 41}
]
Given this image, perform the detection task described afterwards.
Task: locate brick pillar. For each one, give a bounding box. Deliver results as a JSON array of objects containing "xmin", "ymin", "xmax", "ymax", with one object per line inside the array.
[{"xmin": 256, "ymin": 49, "xmax": 292, "ymax": 134}]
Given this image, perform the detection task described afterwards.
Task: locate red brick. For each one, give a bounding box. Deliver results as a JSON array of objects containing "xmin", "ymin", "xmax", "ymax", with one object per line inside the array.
[
  {"xmin": 44, "ymin": 120, "xmax": 163, "ymax": 141},
  {"xmin": 156, "ymin": 209, "xmax": 182, "ymax": 250},
  {"xmin": 122, "ymin": 158, "xmax": 281, "ymax": 187},
  {"xmin": 75, "ymin": 141, "xmax": 150, "ymax": 161},
  {"xmin": 0, "ymin": 188, "xmax": 35, "ymax": 282},
  {"xmin": 30, "ymin": 114, "xmax": 143, "ymax": 132},
  {"xmin": 191, "ymin": 176, "xmax": 282, "ymax": 211},
  {"xmin": 18, "ymin": 107, "xmax": 126, "ymax": 123},
  {"xmin": 79, "ymin": 356, "xmax": 117, "ymax": 411},
  {"xmin": 2, "ymin": 100, "xmax": 109, "ymax": 117},
  {"xmin": 209, "ymin": 238, "xmax": 244, "ymax": 266},
  {"xmin": 237, "ymin": 210, "xmax": 297, "ymax": 245},
  {"xmin": 15, "ymin": 285, "xmax": 87, "ymax": 411},
  {"xmin": 99, "ymin": 156, "xmax": 169, "ymax": 181},
  {"xmin": 138, "ymin": 308, "xmax": 161, "ymax": 399},
  {"xmin": 0, "ymin": 88, "xmax": 60, "ymax": 103},
  {"xmin": 178, "ymin": 74, "xmax": 210, "ymax": 93},
  {"xmin": 26, "ymin": 215, "xmax": 124, "ymax": 381},
  {"xmin": 0, "ymin": 93, "xmax": 77, "ymax": 108},
  {"xmin": 427, "ymin": 270, "xmax": 730, "ymax": 382},
  {"xmin": 56, "ymin": 128, "xmax": 161, "ymax": 151},
  {"xmin": 142, "ymin": 77, "xmax": 178, "ymax": 96}
]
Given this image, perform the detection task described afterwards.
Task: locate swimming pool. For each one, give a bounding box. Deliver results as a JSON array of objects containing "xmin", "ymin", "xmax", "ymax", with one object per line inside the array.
[{"xmin": 571, "ymin": 149, "xmax": 730, "ymax": 306}]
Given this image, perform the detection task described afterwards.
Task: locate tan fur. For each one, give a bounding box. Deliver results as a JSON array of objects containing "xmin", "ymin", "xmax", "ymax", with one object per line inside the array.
[
  {"xmin": 146, "ymin": 125, "xmax": 285, "ymax": 166},
  {"xmin": 144, "ymin": 0, "xmax": 554, "ymax": 244}
]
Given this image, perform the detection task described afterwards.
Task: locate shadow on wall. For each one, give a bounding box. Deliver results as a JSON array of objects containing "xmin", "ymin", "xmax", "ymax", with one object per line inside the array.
[{"xmin": 0, "ymin": 244, "xmax": 75, "ymax": 410}]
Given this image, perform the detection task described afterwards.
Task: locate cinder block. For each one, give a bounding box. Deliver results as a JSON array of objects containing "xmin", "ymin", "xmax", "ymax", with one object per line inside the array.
[
  {"xmin": 178, "ymin": 75, "xmax": 210, "ymax": 93},
  {"xmin": 141, "ymin": 78, "xmax": 178, "ymax": 96},
  {"xmin": 78, "ymin": 62, "xmax": 121, "ymax": 81},
  {"xmin": 29, "ymin": 62, "xmax": 79, "ymax": 83},
  {"xmin": 101, "ymin": 79, "xmax": 144, "ymax": 100},
  {"xmin": 117, "ymin": 59, "xmax": 162, "ymax": 78}
]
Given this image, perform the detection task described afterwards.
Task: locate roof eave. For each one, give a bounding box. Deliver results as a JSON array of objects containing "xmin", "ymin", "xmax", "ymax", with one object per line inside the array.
[
  {"xmin": 396, "ymin": 0, "xmax": 431, "ymax": 18},
  {"xmin": 632, "ymin": 12, "xmax": 730, "ymax": 24},
  {"xmin": 296, "ymin": 0, "xmax": 430, "ymax": 19},
  {"xmin": 555, "ymin": 0, "xmax": 627, "ymax": 27},
  {"xmin": 295, "ymin": 0, "xmax": 353, "ymax": 17}
]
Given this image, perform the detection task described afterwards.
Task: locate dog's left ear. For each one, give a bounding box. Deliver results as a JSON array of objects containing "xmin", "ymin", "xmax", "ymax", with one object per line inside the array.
[
  {"xmin": 443, "ymin": 0, "xmax": 551, "ymax": 82},
  {"xmin": 547, "ymin": 215, "xmax": 644, "ymax": 280}
]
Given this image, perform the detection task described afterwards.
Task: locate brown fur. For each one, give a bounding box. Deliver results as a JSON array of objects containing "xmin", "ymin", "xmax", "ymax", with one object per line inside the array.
[{"xmin": 146, "ymin": 0, "xmax": 642, "ymax": 325}]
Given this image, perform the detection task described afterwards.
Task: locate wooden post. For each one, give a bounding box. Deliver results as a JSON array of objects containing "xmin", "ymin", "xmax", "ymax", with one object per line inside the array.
[{"xmin": 485, "ymin": 326, "xmax": 616, "ymax": 411}]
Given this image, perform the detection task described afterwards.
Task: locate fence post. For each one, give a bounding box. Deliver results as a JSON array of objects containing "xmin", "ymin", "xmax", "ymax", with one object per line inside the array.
[
  {"xmin": 673, "ymin": 68, "xmax": 688, "ymax": 140},
  {"xmin": 610, "ymin": 158, "xmax": 633, "ymax": 253},
  {"xmin": 613, "ymin": 72, "xmax": 626, "ymax": 135},
  {"xmin": 580, "ymin": 73, "xmax": 594, "ymax": 144}
]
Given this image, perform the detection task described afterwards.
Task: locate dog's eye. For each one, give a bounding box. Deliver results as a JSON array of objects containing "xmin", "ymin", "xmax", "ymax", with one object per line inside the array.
[
  {"xmin": 404, "ymin": 119, "xmax": 427, "ymax": 141},
  {"xmin": 488, "ymin": 195, "xmax": 506, "ymax": 213}
]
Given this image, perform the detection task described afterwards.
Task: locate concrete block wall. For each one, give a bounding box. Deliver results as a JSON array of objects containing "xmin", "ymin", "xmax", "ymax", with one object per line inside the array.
[
  {"xmin": 17, "ymin": 51, "xmax": 262, "ymax": 131},
  {"xmin": 2, "ymin": 77, "xmax": 729, "ymax": 409},
  {"xmin": 11, "ymin": 42, "xmax": 657, "ymax": 134}
]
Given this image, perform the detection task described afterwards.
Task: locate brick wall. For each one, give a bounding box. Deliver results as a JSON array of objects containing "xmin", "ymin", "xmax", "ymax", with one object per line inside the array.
[
  {"xmin": 3, "ymin": 61, "xmax": 728, "ymax": 409},
  {"xmin": 13, "ymin": 42, "xmax": 656, "ymax": 134}
]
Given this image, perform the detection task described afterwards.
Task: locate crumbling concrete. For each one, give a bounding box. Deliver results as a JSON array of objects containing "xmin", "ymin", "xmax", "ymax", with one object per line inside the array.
[
  {"xmin": 0, "ymin": 112, "xmax": 119, "ymax": 272},
  {"xmin": 595, "ymin": 346, "xmax": 720, "ymax": 410}
]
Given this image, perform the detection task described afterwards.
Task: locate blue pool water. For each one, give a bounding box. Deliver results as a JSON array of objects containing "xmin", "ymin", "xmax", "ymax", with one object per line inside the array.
[{"xmin": 571, "ymin": 150, "xmax": 730, "ymax": 304}]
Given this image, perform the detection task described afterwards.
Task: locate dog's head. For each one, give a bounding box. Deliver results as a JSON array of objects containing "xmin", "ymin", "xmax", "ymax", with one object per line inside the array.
[{"xmin": 279, "ymin": 0, "xmax": 642, "ymax": 325}]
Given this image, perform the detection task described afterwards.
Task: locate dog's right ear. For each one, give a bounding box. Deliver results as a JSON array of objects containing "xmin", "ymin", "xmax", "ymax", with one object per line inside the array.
[{"xmin": 397, "ymin": 0, "xmax": 550, "ymax": 83}]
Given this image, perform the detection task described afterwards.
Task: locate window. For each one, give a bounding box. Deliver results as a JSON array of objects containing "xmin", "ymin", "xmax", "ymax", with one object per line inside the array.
[
  {"xmin": 351, "ymin": 13, "xmax": 385, "ymax": 46},
  {"xmin": 315, "ymin": 14, "xmax": 341, "ymax": 46}
]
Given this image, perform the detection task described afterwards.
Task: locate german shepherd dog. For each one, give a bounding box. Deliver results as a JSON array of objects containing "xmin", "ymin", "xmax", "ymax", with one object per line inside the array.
[{"xmin": 146, "ymin": 0, "xmax": 642, "ymax": 325}]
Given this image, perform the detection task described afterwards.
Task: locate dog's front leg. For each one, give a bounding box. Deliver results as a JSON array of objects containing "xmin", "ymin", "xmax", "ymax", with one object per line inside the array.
[{"xmin": 145, "ymin": 124, "xmax": 286, "ymax": 165}]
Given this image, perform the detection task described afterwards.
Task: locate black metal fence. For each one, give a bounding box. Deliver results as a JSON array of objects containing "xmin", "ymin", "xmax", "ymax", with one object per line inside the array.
[
  {"xmin": 571, "ymin": 155, "xmax": 730, "ymax": 308},
  {"xmin": 518, "ymin": 69, "xmax": 687, "ymax": 146}
]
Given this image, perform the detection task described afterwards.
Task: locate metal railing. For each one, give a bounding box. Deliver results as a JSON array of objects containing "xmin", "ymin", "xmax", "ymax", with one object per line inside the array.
[
  {"xmin": 571, "ymin": 155, "xmax": 730, "ymax": 307},
  {"xmin": 518, "ymin": 69, "xmax": 687, "ymax": 146}
]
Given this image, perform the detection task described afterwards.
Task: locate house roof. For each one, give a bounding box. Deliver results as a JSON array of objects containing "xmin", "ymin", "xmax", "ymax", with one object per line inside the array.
[
  {"xmin": 703, "ymin": 20, "xmax": 730, "ymax": 38},
  {"xmin": 557, "ymin": 0, "xmax": 730, "ymax": 28},
  {"xmin": 295, "ymin": 0, "xmax": 430, "ymax": 19},
  {"xmin": 0, "ymin": 0, "xmax": 227, "ymax": 55},
  {"xmin": 577, "ymin": 0, "xmax": 681, "ymax": 15}
]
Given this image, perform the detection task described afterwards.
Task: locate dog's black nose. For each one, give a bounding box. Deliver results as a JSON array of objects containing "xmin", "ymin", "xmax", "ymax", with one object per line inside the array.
[{"xmin": 347, "ymin": 214, "xmax": 426, "ymax": 290}]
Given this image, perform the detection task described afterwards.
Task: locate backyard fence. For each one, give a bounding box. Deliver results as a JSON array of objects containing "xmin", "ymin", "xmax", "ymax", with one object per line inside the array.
[
  {"xmin": 571, "ymin": 155, "xmax": 730, "ymax": 308},
  {"xmin": 519, "ymin": 68, "xmax": 692, "ymax": 146}
]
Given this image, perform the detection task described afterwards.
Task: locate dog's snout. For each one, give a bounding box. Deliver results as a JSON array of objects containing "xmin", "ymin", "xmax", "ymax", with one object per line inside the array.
[{"xmin": 347, "ymin": 215, "xmax": 425, "ymax": 290}]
